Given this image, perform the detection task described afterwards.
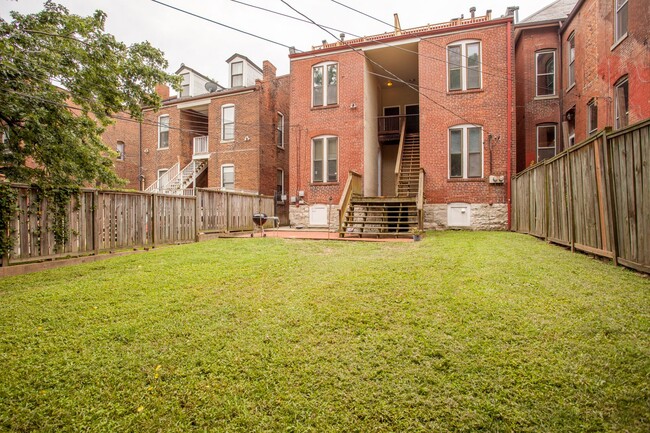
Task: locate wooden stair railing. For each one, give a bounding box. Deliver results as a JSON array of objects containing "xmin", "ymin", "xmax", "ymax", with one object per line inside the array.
[
  {"xmin": 417, "ymin": 168, "xmax": 425, "ymax": 230},
  {"xmin": 394, "ymin": 117, "xmax": 407, "ymax": 195},
  {"xmin": 338, "ymin": 171, "xmax": 363, "ymax": 235}
]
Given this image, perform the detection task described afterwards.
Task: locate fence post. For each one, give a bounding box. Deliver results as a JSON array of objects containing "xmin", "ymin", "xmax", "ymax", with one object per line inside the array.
[
  {"xmin": 93, "ymin": 190, "xmax": 100, "ymax": 256},
  {"xmin": 566, "ymin": 152, "xmax": 575, "ymax": 252},
  {"xmin": 226, "ymin": 192, "xmax": 231, "ymax": 233},
  {"xmin": 194, "ymin": 190, "xmax": 200, "ymax": 243},
  {"xmin": 602, "ymin": 127, "xmax": 619, "ymax": 266},
  {"xmin": 151, "ymin": 194, "xmax": 157, "ymax": 248}
]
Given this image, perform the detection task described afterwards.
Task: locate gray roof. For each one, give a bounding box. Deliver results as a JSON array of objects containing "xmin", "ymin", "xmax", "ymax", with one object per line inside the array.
[{"xmin": 520, "ymin": 0, "xmax": 578, "ymax": 24}]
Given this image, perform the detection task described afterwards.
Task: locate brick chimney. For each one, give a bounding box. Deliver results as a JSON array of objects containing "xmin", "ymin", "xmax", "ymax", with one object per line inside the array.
[
  {"xmin": 263, "ymin": 61, "xmax": 277, "ymax": 81},
  {"xmin": 155, "ymin": 84, "xmax": 170, "ymax": 99}
]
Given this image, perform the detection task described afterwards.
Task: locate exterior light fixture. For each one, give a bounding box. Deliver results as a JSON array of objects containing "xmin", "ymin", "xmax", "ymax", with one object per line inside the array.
[{"xmin": 387, "ymin": 81, "xmax": 393, "ymax": 87}]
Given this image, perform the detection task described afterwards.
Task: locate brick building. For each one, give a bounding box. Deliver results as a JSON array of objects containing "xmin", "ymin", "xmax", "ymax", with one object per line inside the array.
[
  {"xmin": 289, "ymin": 9, "xmax": 516, "ymax": 232},
  {"xmin": 135, "ymin": 54, "xmax": 290, "ymax": 222},
  {"xmin": 515, "ymin": 0, "xmax": 650, "ymax": 171}
]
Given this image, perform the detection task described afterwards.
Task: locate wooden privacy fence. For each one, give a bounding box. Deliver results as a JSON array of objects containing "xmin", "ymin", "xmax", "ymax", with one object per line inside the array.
[
  {"xmin": 512, "ymin": 119, "xmax": 650, "ymax": 273},
  {"xmin": 4, "ymin": 188, "xmax": 274, "ymax": 266}
]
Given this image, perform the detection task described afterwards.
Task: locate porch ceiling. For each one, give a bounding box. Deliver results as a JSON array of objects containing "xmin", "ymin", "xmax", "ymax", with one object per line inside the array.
[{"xmin": 365, "ymin": 42, "xmax": 419, "ymax": 88}]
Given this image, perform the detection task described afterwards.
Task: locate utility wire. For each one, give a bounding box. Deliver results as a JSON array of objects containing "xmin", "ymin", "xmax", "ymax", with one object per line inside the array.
[{"xmin": 150, "ymin": 0, "xmax": 300, "ymax": 51}]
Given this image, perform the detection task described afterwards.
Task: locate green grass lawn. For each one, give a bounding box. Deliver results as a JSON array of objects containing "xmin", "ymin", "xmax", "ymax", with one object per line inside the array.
[{"xmin": 0, "ymin": 232, "xmax": 648, "ymax": 432}]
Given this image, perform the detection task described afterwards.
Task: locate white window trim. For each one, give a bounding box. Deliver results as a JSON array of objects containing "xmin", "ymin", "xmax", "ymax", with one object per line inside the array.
[
  {"xmin": 536, "ymin": 124, "xmax": 557, "ymax": 162},
  {"xmin": 448, "ymin": 125, "xmax": 484, "ymax": 179},
  {"xmin": 535, "ymin": 50, "xmax": 556, "ymax": 97},
  {"xmin": 180, "ymin": 72, "xmax": 190, "ymax": 98},
  {"xmin": 116, "ymin": 141, "xmax": 125, "ymax": 161},
  {"xmin": 587, "ymin": 100, "xmax": 598, "ymax": 135},
  {"xmin": 221, "ymin": 164, "xmax": 235, "ymax": 190},
  {"xmin": 158, "ymin": 115, "xmax": 169, "ymax": 149},
  {"xmin": 614, "ymin": 77, "xmax": 629, "ymax": 130},
  {"xmin": 567, "ymin": 33, "xmax": 576, "ymax": 88},
  {"xmin": 221, "ymin": 104, "xmax": 235, "ymax": 142},
  {"xmin": 311, "ymin": 135, "xmax": 339, "ymax": 183},
  {"xmin": 446, "ymin": 40, "xmax": 482, "ymax": 92},
  {"xmin": 231, "ymin": 61, "xmax": 244, "ymax": 88},
  {"xmin": 311, "ymin": 61, "xmax": 338, "ymax": 108},
  {"xmin": 615, "ymin": 0, "xmax": 628, "ymax": 43},
  {"xmin": 277, "ymin": 112, "xmax": 285, "ymax": 148}
]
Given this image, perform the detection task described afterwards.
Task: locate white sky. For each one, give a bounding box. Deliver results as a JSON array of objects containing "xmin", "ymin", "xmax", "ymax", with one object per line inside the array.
[{"xmin": 2, "ymin": 0, "xmax": 539, "ymax": 88}]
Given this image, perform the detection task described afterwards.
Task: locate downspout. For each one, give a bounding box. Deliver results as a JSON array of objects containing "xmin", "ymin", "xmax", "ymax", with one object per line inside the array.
[
  {"xmin": 506, "ymin": 20, "xmax": 513, "ymax": 229},
  {"xmin": 139, "ymin": 121, "xmax": 143, "ymax": 191},
  {"xmin": 557, "ymin": 21, "xmax": 564, "ymax": 151}
]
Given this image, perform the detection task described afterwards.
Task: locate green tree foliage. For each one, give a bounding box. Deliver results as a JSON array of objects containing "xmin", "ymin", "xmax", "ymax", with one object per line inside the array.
[{"xmin": 0, "ymin": 1, "xmax": 180, "ymax": 188}]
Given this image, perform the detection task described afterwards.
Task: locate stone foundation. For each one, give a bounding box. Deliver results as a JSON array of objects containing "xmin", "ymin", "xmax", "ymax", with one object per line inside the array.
[
  {"xmin": 289, "ymin": 204, "xmax": 340, "ymax": 230},
  {"xmin": 423, "ymin": 203, "xmax": 507, "ymax": 230}
]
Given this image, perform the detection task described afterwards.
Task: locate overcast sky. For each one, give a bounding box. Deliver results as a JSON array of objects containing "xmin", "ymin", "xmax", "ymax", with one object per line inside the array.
[{"xmin": 2, "ymin": 0, "xmax": 540, "ymax": 89}]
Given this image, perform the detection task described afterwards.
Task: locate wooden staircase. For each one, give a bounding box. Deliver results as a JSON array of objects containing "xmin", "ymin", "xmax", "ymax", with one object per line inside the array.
[
  {"xmin": 341, "ymin": 196, "xmax": 418, "ymax": 237},
  {"xmin": 396, "ymin": 133, "xmax": 421, "ymax": 197}
]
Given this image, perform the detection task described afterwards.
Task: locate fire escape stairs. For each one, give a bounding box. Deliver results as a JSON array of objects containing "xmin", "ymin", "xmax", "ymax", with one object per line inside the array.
[{"xmin": 146, "ymin": 159, "xmax": 208, "ymax": 195}]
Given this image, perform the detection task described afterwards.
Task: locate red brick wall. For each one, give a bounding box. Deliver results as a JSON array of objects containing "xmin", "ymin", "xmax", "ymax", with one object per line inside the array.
[
  {"xmin": 515, "ymin": 25, "xmax": 561, "ymax": 171},
  {"xmin": 289, "ymin": 51, "xmax": 370, "ymax": 204},
  {"xmin": 418, "ymin": 22, "xmax": 515, "ymax": 205},
  {"xmin": 102, "ymin": 116, "xmax": 141, "ymax": 190},
  {"xmin": 562, "ymin": 0, "xmax": 650, "ymax": 143}
]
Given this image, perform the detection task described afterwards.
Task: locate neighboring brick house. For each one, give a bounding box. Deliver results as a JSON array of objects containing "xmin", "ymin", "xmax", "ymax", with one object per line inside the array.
[
  {"xmin": 103, "ymin": 113, "xmax": 141, "ymax": 190},
  {"xmin": 515, "ymin": 0, "xmax": 650, "ymax": 171},
  {"xmin": 137, "ymin": 54, "xmax": 291, "ymax": 222},
  {"xmin": 288, "ymin": 9, "xmax": 516, "ymax": 231}
]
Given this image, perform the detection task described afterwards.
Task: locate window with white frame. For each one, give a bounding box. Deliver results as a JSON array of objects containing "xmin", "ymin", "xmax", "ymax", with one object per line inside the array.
[
  {"xmin": 277, "ymin": 112, "xmax": 285, "ymax": 148},
  {"xmin": 221, "ymin": 164, "xmax": 235, "ymax": 190},
  {"xmin": 567, "ymin": 33, "xmax": 575, "ymax": 88},
  {"xmin": 180, "ymin": 73, "xmax": 190, "ymax": 97},
  {"xmin": 158, "ymin": 115, "xmax": 169, "ymax": 149},
  {"xmin": 116, "ymin": 141, "xmax": 125, "ymax": 160},
  {"xmin": 614, "ymin": 77, "xmax": 629, "ymax": 129},
  {"xmin": 587, "ymin": 100, "xmax": 598, "ymax": 135},
  {"xmin": 276, "ymin": 169, "xmax": 284, "ymax": 201},
  {"xmin": 536, "ymin": 50, "xmax": 555, "ymax": 96},
  {"xmin": 231, "ymin": 61, "xmax": 243, "ymax": 87},
  {"xmin": 537, "ymin": 124, "xmax": 557, "ymax": 162},
  {"xmin": 615, "ymin": 0, "xmax": 628, "ymax": 42},
  {"xmin": 312, "ymin": 136, "xmax": 338, "ymax": 182},
  {"xmin": 221, "ymin": 105, "xmax": 235, "ymax": 141},
  {"xmin": 449, "ymin": 125, "xmax": 483, "ymax": 178},
  {"xmin": 312, "ymin": 62, "xmax": 338, "ymax": 107},
  {"xmin": 447, "ymin": 40, "xmax": 481, "ymax": 91},
  {"xmin": 157, "ymin": 169, "xmax": 168, "ymax": 189}
]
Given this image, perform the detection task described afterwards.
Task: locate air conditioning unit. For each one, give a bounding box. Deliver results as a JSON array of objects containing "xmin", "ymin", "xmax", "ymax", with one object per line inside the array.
[{"xmin": 488, "ymin": 175, "xmax": 505, "ymax": 184}]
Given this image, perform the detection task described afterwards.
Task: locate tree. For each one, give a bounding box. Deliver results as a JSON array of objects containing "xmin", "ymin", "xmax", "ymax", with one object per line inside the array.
[{"xmin": 0, "ymin": 1, "xmax": 180, "ymax": 188}]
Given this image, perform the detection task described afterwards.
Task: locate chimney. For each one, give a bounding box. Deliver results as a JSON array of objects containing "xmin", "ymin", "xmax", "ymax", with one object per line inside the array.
[
  {"xmin": 262, "ymin": 60, "xmax": 276, "ymax": 81},
  {"xmin": 470, "ymin": 7, "xmax": 476, "ymax": 18},
  {"xmin": 486, "ymin": 9, "xmax": 492, "ymax": 20},
  {"xmin": 155, "ymin": 84, "xmax": 170, "ymax": 100},
  {"xmin": 505, "ymin": 6, "xmax": 520, "ymax": 23}
]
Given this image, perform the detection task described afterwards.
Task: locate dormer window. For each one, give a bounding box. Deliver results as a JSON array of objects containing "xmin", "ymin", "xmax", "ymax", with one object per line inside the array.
[
  {"xmin": 231, "ymin": 61, "xmax": 243, "ymax": 87},
  {"xmin": 180, "ymin": 73, "xmax": 190, "ymax": 97}
]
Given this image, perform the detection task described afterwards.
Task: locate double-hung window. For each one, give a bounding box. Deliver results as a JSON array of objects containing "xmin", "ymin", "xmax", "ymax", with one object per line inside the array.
[
  {"xmin": 615, "ymin": 0, "xmax": 628, "ymax": 42},
  {"xmin": 277, "ymin": 112, "xmax": 285, "ymax": 148},
  {"xmin": 447, "ymin": 41, "xmax": 481, "ymax": 91},
  {"xmin": 536, "ymin": 50, "xmax": 555, "ymax": 96},
  {"xmin": 180, "ymin": 73, "xmax": 190, "ymax": 97},
  {"xmin": 276, "ymin": 169, "xmax": 284, "ymax": 201},
  {"xmin": 449, "ymin": 125, "xmax": 482, "ymax": 178},
  {"xmin": 567, "ymin": 33, "xmax": 575, "ymax": 88},
  {"xmin": 312, "ymin": 136, "xmax": 338, "ymax": 182},
  {"xmin": 312, "ymin": 62, "xmax": 338, "ymax": 107},
  {"xmin": 158, "ymin": 115, "xmax": 169, "ymax": 149},
  {"xmin": 221, "ymin": 164, "xmax": 235, "ymax": 190},
  {"xmin": 231, "ymin": 61, "xmax": 243, "ymax": 87},
  {"xmin": 614, "ymin": 77, "xmax": 629, "ymax": 129},
  {"xmin": 587, "ymin": 100, "xmax": 598, "ymax": 135},
  {"xmin": 537, "ymin": 124, "xmax": 557, "ymax": 162},
  {"xmin": 116, "ymin": 141, "xmax": 125, "ymax": 160},
  {"xmin": 221, "ymin": 105, "xmax": 235, "ymax": 141}
]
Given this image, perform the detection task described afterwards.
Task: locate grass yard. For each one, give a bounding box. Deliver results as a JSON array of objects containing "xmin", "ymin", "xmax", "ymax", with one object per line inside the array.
[{"xmin": 0, "ymin": 231, "xmax": 648, "ymax": 432}]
